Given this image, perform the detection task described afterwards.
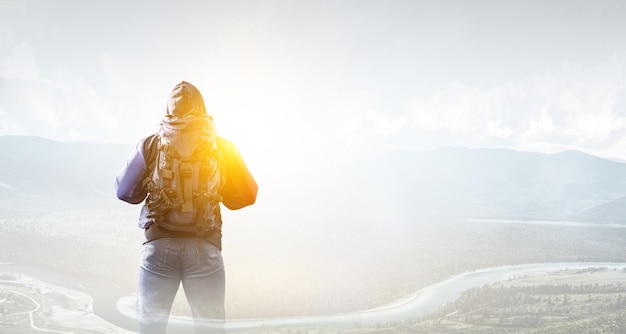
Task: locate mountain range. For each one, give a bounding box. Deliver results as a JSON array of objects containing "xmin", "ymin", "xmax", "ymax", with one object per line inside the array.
[
  {"xmin": 0, "ymin": 135, "xmax": 132, "ymax": 209},
  {"xmin": 1, "ymin": 135, "xmax": 625, "ymax": 223}
]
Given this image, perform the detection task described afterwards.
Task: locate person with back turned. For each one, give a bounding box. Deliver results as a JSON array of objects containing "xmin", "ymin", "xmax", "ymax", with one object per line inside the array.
[{"xmin": 115, "ymin": 81, "xmax": 258, "ymax": 333}]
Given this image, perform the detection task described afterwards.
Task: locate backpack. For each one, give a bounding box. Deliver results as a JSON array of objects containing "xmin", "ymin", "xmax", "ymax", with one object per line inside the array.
[{"xmin": 143, "ymin": 115, "xmax": 222, "ymax": 236}]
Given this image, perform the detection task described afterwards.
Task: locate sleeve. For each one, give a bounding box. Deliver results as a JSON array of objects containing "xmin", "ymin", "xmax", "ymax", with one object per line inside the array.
[
  {"xmin": 115, "ymin": 139, "xmax": 150, "ymax": 204},
  {"xmin": 217, "ymin": 137, "xmax": 258, "ymax": 210}
]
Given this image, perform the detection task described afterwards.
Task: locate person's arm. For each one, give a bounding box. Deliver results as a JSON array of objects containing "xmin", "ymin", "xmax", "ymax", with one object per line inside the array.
[
  {"xmin": 218, "ymin": 137, "xmax": 258, "ymax": 210},
  {"xmin": 115, "ymin": 139, "xmax": 150, "ymax": 204}
]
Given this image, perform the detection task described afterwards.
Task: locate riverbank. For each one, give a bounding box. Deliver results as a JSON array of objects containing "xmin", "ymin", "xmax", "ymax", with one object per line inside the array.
[
  {"xmin": 415, "ymin": 267, "xmax": 626, "ymax": 333},
  {"xmin": 116, "ymin": 262, "xmax": 626, "ymax": 332},
  {"xmin": 0, "ymin": 270, "xmax": 133, "ymax": 334},
  {"xmin": 4, "ymin": 262, "xmax": 626, "ymax": 333},
  {"xmin": 231, "ymin": 265, "xmax": 626, "ymax": 334},
  {"xmin": 0, "ymin": 263, "xmax": 138, "ymax": 333}
]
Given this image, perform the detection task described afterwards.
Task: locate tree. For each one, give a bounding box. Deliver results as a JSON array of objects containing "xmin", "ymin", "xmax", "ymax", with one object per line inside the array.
[{"xmin": 562, "ymin": 295, "xmax": 570, "ymax": 306}]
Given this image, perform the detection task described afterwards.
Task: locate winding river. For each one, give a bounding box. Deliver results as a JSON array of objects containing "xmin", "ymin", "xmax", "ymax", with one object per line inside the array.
[{"xmin": 4, "ymin": 262, "xmax": 626, "ymax": 333}]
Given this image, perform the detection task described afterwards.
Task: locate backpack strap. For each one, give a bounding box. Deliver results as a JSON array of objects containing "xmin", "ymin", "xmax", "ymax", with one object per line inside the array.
[
  {"xmin": 144, "ymin": 139, "xmax": 175, "ymax": 217},
  {"xmin": 191, "ymin": 142, "xmax": 222, "ymax": 236},
  {"xmin": 164, "ymin": 145, "xmax": 194, "ymax": 213},
  {"xmin": 195, "ymin": 143, "xmax": 211, "ymax": 198},
  {"xmin": 141, "ymin": 134, "xmax": 161, "ymax": 192},
  {"xmin": 179, "ymin": 157, "xmax": 194, "ymax": 212}
]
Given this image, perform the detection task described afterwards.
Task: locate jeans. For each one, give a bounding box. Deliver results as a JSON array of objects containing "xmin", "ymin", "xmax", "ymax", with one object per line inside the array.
[{"xmin": 138, "ymin": 237, "xmax": 225, "ymax": 334}]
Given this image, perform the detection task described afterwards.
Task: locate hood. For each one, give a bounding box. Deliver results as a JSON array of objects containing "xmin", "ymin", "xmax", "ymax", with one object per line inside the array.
[
  {"xmin": 166, "ymin": 81, "xmax": 207, "ymax": 117},
  {"xmin": 160, "ymin": 81, "xmax": 217, "ymax": 143}
]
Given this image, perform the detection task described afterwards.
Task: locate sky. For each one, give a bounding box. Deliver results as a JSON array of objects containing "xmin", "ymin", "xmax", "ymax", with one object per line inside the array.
[
  {"xmin": 1, "ymin": 0, "xmax": 626, "ymax": 173},
  {"xmin": 2, "ymin": 0, "xmax": 626, "ymax": 318}
]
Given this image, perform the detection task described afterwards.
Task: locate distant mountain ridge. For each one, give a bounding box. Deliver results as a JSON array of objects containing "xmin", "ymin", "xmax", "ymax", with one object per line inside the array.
[
  {"xmin": 299, "ymin": 146, "xmax": 626, "ymax": 224},
  {"xmin": 0, "ymin": 135, "xmax": 132, "ymax": 207},
  {"xmin": 1, "ymin": 135, "xmax": 625, "ymax": 223}
]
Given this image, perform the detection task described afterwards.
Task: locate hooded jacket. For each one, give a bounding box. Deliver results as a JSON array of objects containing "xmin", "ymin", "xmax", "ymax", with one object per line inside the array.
[{"xmin": 115, "ymin": 81, "xmax": 258, "ymax": 249}]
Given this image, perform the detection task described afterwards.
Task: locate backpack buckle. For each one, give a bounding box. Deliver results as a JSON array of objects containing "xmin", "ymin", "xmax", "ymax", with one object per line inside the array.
[
  {"xmin": 179, "ymin": 161, "xmax": 194, "ymax": 212},
  {"xmin": 179, "ymin": 163, "xmax": 193, "ymax": 177}
]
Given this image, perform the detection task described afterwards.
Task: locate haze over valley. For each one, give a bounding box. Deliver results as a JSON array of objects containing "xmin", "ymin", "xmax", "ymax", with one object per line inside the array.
[{"xmin": 1, "ymin": 135, "xmax": 626, "ymax": 332}]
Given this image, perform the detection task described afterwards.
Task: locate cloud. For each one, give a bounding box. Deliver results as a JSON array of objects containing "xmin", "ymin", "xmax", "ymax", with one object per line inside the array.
[
  {"xmin": 0, "ymin": 26, "xmax": 15, "ymax": 51},
  {"xmin": 0, "ymin": 73, "xmax": 124, "ymax": 143},
  {"xmin": 519, "ymin": 57, "xmax": 626, "ymax": 152},
  {"xmin": 333, "ymin": 92, "xmax": 408, "ymax": 148},
  {"xmin": 406, "ymin": 56, "xmax": 626, "ymax": 156},
  {"xmin": 410, "ymin": 83, "xmax": 525, "ymax": 135},
  {"xmin": 0, "ymin": 41, "xmax": 40, "ymax": 81},
  {"xmin": 0, "ymin": 42, "xmax": 159, "ymax": 143},
  {"xmin": 0, "ymin": 106, "xmax": 28, "ymax": 135},
  {"xmin": 485, "ymin": 121, "xmax": 513, "ymax": 139}
]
